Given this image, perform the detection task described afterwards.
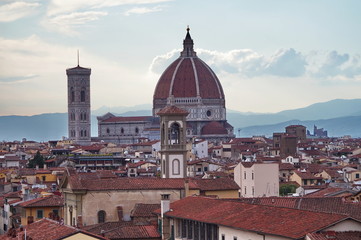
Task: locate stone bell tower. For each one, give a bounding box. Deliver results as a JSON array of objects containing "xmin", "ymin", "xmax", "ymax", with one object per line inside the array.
[
  {"xmin": 66, "ymin": 60, "xmax": 91, "ymax": 146},
  {"xmin": 157, "ymin": 105, "xmax": 188, "ymax": 178}
]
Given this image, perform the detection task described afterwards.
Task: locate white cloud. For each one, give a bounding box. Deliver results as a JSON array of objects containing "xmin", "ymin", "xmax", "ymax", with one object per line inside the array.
[
  {"xmin": 124, "ymin": 6, "xmax": 163, "ymax": 16},
  {"xmin": 0, "ymin": 35, "xmax": 154, "ymax": 115},
  {"xmin": 149, "ymin": 48, "xmax": 361, "ymax": 82},
  {"xmin": 47, "ymin": 0, "xmax": 171, "ymax": 16},
  {"xmin": 42, "ymin": 11, "xmax": 108, "ymax": 36},
  {"xmin": 0, "ymin": 1, "xmax": 40, "ymax": 22}
]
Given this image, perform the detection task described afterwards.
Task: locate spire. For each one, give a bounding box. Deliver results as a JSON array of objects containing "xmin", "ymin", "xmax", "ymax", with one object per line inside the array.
[
  {"xmin": 77, "ymin": 50, "xmax": 80, "ymax": 67},
  {"xmin": 181, "ymin": 26, "xmax": 196, "ymax": 57}
]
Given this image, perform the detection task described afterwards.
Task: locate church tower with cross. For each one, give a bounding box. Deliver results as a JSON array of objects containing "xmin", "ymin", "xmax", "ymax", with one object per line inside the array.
[{"xmin": 66, "ymin": 55, "xmax": 91, "ymax": 145}]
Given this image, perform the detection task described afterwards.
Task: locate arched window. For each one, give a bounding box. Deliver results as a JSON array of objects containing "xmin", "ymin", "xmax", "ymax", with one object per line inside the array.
[
  {"xmin": 81, "ymin": 88, "xmax": 85, "ymax": 102},
  {"xmin": 70, "ymin": 87, "xmax": 75, "ymax": 102},
  {"xmin": 172, "ymin": 159, "xmax": 180, "ymax": 175},
  {"xmin": 84, "ymin": 130, "xmax": 87, "ymax": 137},
  {"xmin": 169, "ymin": 122, "xmax": 180, "ymax": 144},
  {"xmin": 121, "ymin": 128, "xmax": 124, "ymax": 134},
  {"xmin": 106, "ymin": 128, "xmax": 110, "ymax": 134},
  {"xmin": 135, "ymin": 127, "xmax": 139, "ymax": 134},
  {"xmin": 80, "ymin": 130, "xmax": 83, "ymax": 137},
  {"xmin": 97, "ymin": 210, "xmax": 106, "ymax": 223}
]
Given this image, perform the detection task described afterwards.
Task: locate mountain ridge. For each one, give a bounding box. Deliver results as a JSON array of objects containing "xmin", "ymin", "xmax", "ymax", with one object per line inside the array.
[{"xmin": 1, "ymin": 99, "xmax": 360, "ymax": 141}]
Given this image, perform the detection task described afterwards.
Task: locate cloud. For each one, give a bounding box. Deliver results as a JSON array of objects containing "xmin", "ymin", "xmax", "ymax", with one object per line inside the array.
[
  {"xmin": 124, "ymin": 6, "xmax": 163, "ymax": 16},
  {"xmin": 42, "ymin": 11, "xmax": 108, "ymax": 35},
  {"xmin": 0, "ymin": 74, "xmax": 38, "ymax": 84},
  {"xmin": 149, "ymin": 48, "xmax": 307, "ymax": 78},
  {"xmin": 264, "ymin": 48, "xmax": 306, "ymax": 77},
  {"xmin": 47, "ymin": 0, "xmax": 171, "ymax": 16},
  {"xmin": 0, "ymin": 1, "xmax": 40, "ymax": 22}
]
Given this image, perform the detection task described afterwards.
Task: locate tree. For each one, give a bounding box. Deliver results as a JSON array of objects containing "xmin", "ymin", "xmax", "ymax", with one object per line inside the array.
[
  {"xmin": 279, "ymin": 184, "xmax": 297, "ymax": 196},
  {"xmin": 28, "ymin": 151, "xmax": 44, "ymax": 168}
]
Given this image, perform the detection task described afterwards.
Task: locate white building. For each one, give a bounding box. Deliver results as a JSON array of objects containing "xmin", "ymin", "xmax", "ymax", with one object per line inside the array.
[{"xmin": 234, "ymin": 162, "xmax": 279, "ymax": 197}]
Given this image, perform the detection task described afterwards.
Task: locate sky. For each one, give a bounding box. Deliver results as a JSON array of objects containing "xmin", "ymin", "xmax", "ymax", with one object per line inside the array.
[{"xmin": 1, "ymin": 0, "xmax": 361, "ymax": 116}]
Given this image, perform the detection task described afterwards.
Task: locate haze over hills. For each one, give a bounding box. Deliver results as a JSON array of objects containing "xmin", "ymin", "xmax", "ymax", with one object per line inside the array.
[{"xmin": 1, "ymin": 99, "xmax": 361, "ymax": 141}]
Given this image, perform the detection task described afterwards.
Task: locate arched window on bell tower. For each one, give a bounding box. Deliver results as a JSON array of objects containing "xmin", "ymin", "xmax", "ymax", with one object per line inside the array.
[
  {"xmin": 70, "ymin": 87, "xmax": 75, "ymax": 102},
  {"xmin": 81, "ymin": 88, "xmax": 85, "ymax": 102},
  {"xmin": 169, "ymin": 122, "xmax": 180, "ymax": 145}
]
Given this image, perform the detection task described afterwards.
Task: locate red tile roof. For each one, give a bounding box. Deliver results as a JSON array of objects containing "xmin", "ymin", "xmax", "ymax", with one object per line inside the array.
[
  {"xmin": 0, "ymin": 218, "xmax": 107, "ymax": 240},
  {"xmin": 66, "ymin": 176, "xmax": 239, "ymax": 192},
  {"xmin": 18, "ymin": 195, "xmax": 63, "ymax": 208},
  {"xmin": 201, "ymin": 121, "xmax": 228, "ymax": 135},
  {"xmin": 235, "ymin": 196, "xmax": 361, "ymax": 221},
  {"xmin": 106, "ymin": 225, "xmax": 161, "ymax": 239},
  {"xmin": 131, "ymin": 203, "xmax": 160, "ymax": 217},
  {"xmin": 157, "ymin": 105, "xmax": 189, "ymax": 115},
  {"xmin": 102, "ymin": 116, "xmax": 153, "ymax": 123},
  {"xmin": 307, "ymin": 231, "xmax": 361, "ymax": 240},
  {"xmin": 164, "ymin": 196, "xmax": 352, "ymax": 239}
]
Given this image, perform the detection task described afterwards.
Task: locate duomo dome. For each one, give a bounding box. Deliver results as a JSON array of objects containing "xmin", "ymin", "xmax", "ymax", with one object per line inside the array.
[{"xmin": 153, "ymin": 27, "xmax": 234, "ymax": 141}]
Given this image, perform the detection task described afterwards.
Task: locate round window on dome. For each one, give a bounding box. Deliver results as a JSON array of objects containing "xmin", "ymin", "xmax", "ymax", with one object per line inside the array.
[{"xmin": 206, "ymin": 110, "xmax": 212, "ymax": 117}]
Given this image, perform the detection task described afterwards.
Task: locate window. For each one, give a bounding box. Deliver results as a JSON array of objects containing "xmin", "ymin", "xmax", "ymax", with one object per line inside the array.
[
  {"xmin": 98, "ymin": 210, "xmax": 106, "ymax": 223},
  {"xmin": 121, "ymin": 128, "xmax": 124, "ymax": 134},
  {"xmin": 135, "ymin": 127, "xmax": 139, "ymax": 134},
  {"xmin": 70, "ymin": 88, "xmax": 74, "ymax": 102},
  {"xmin": 244, "ymin": 171, "xmax": 246, "ymax": 179},
  {"xmin": 37, "ymin": 210, "xmax": 43, "ymax": 219},
  {"xmin": 356, "ymin": 173, "xmax": 360, "ymax": 179},
  {"xmin": 172, "ymin": 159, "xmax": 180, "ymax": 175},
  {"xmin": 252, "ymin": 172, "xmax": 254, "ymax": 180},
  {"xmin": 233, "ymin": 237, "xmax": 237, "ymax": 240},
  {"xmin": 52, "ymin": 209, "xmax": 59, "ymax": 217},
  {"xmin": 221, "ymin": 234, "xmax": 225, "ymax": 240},
  {"xmin": 81, "ymin": 89, "xmax": 85, "ymax": 102},
  {"xmin": 244, "ymin": 186, "xmax": 247, "ymax": 195},
  {"xmin": 206, "ymin": 110, "xmax": 211, "ymax": 117},
  {"xmin": 106, "ymin": 128, "xmax": 110, "ymax": 134},
  {"xmin": 252, "ymin": 186, "xmax": 255, "ymax": 196},
  {"xmin": 42, "ymin": 176, "xmax": 46, "ymax": 182},
  {"xmin": 84, "ymin": 130, "xmax": 87, "ymax": 137}
]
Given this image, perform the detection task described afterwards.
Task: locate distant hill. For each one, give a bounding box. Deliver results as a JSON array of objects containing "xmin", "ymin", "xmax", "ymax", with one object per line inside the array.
[
  {"xmin": 238, "ymin": 116, "xmax": 361, "ymax": 138},
  {"xmin": 1, "ymin": 99, "xmax": 361, "ymax": 141}
]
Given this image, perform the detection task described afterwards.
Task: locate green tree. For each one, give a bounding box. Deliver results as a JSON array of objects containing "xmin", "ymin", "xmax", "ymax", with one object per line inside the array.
[
  {"xmin": 28, "ymin": 151, "xmax": 44, "ymax": 168},
  {"xmin": 279, "ymin": 184, "xmax": 297, "ymax": 196}
]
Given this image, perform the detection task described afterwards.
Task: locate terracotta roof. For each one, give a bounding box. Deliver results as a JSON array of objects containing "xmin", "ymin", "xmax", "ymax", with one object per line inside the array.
[
  {"xmin": 18, "ymin": 195, "xmax": 63, "ymax": 208},
  {"xmin": 0, "ymin": 218, "xmax": 107, "ymax": 240},
  {"xmin": 153, "ymin": 49, "xmax": 224, "ymax": 100},
  {"xmin": 102, "ymin": 116, "xmax": 153, "ymax": 123},
  {"xmin": 201, "ymin": 121, "xmax": 228, "ymax": 135},
  {"xmin": 106, "ymin": 225, "xmax": 161, "ymax": 239},
  {"xmin": 164, "ymin": 196, "xmax": 351, "ymax": 239},
  {"xmin": 279, "ymin": 163, "xmax": 295, "ymax": 170},
  {"xmin": 131, "ymin": 203, "xmax": 160, "ymax": 217},
  {"xmin": 66, "ymin": 176, "xmax": 239, "ymax": 191},
  {"xmin": 294, "ymin": 170, "xmax": 323, "ymax": 180},
  {"xmin": 83, "ymin": 222, "xmax": 160, "ymax": 239},
  {"xmin": 156, "ymin": 105, "xmax": 189, "ymax": 115},
  {"xmin": 235, "ymin": 196, "xmax": 361, "ymax": 221},
  {"xmin": 307, "ymin": 231, "xmax": 361, "ymax": 240}
]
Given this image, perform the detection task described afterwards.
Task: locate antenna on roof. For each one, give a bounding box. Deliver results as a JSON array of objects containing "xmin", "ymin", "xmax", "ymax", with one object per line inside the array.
[{"xmin": 77, "ymin": 50, "xmax": 79, "ymax": 67}]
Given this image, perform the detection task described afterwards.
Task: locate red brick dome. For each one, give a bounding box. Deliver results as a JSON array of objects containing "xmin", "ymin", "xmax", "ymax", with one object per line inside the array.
[
  {"xmin": 153, "ymin": 28, "xmax": 225, "ymax": 100},
  {"xmin": 201, "ymin": 121, "xmax": 228, "ymax": 135}
]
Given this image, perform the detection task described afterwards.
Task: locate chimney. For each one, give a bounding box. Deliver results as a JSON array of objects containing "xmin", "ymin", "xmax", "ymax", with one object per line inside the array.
[
  {"xmin": 43, "ymin": 164, "xmax": 47, "ymax": 170},
  {"xmin": 160, "ymin": 194, "xmax": 171, "ymax": 240},
  {"xmin": 77, "ymin": 215, "xmax": 83, "ymax": 228},
  {"xmin": 184, "ymin": 179, "xmax": 189, "ymax": 198},
  {"xmin": 161, "ymin": 194, "xmax": 170, "ymax": 218},
  {"xmin": 117, "ymin": 206, "xmax": 123, "ymax": 221}
]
